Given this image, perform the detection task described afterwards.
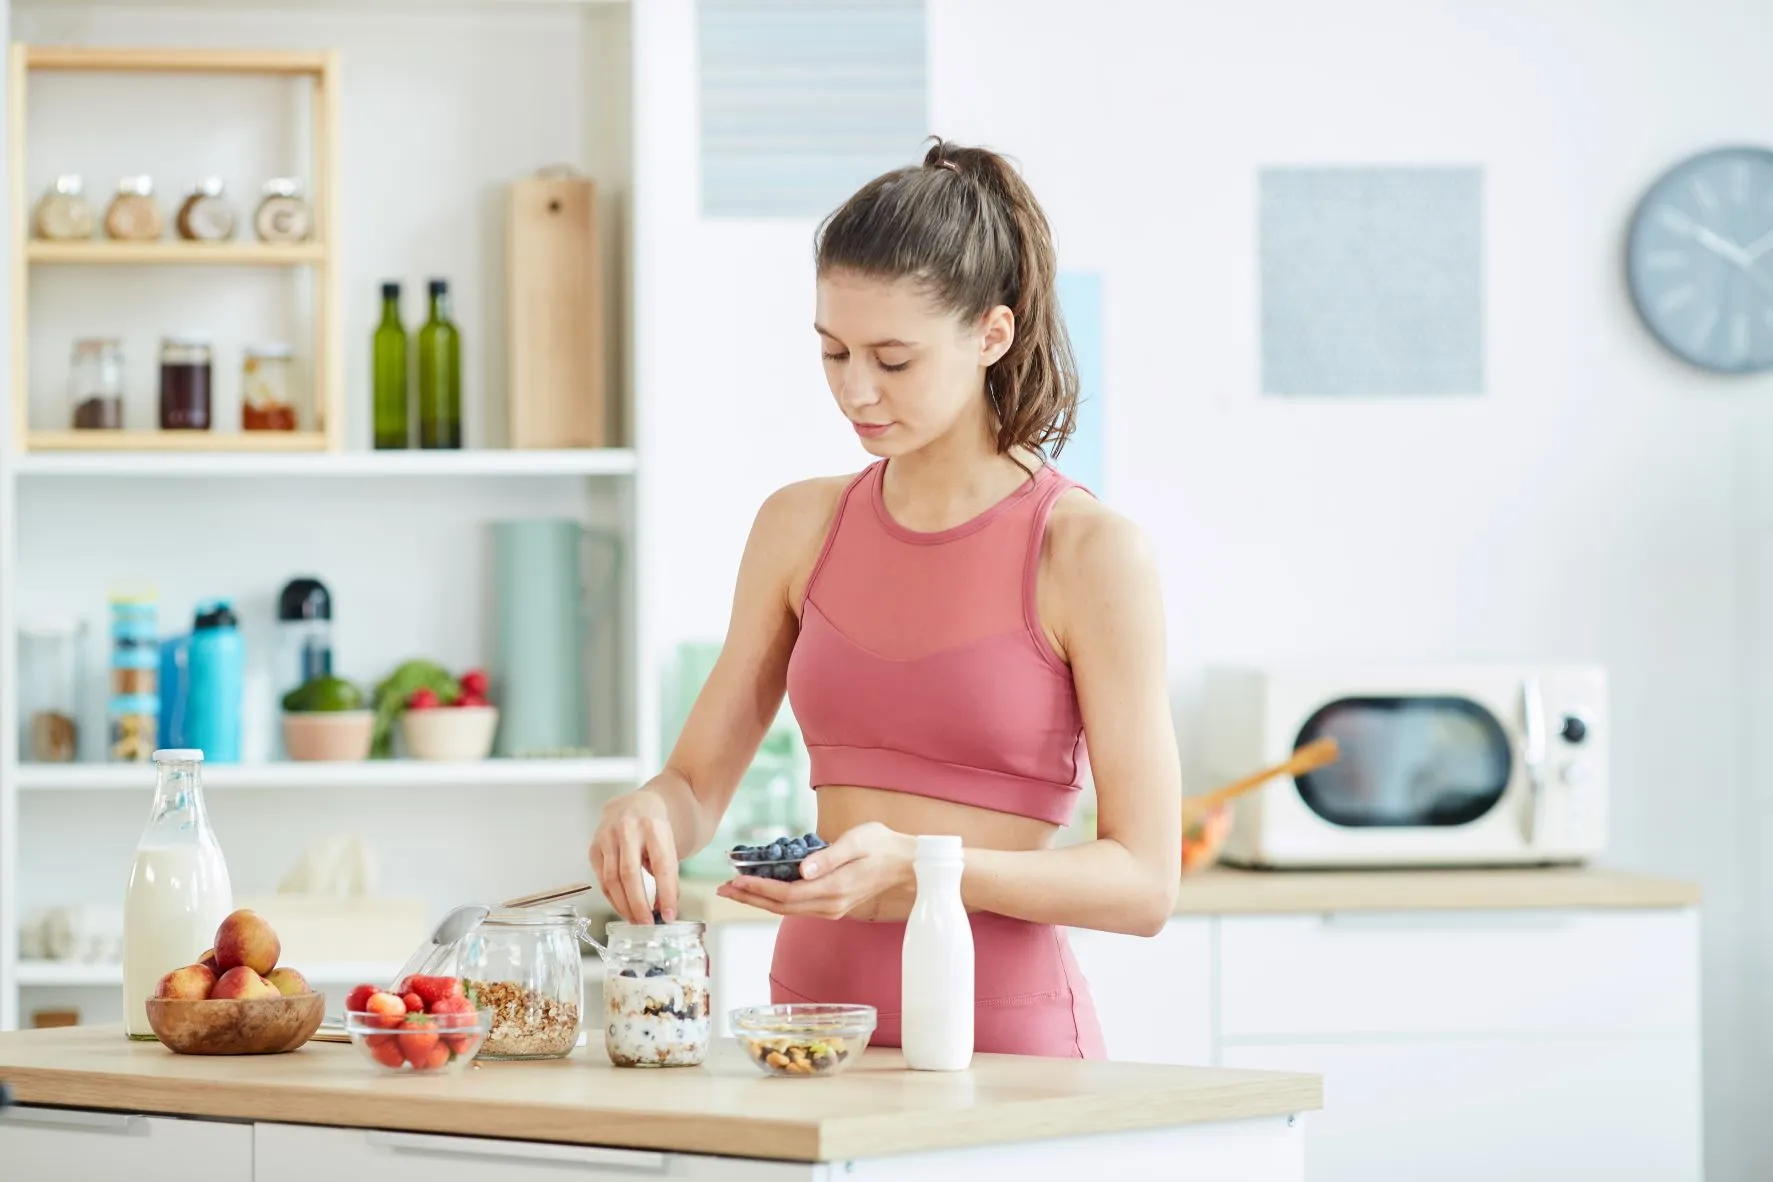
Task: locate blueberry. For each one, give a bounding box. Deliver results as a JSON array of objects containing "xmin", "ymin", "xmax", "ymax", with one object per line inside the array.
[
  {"xmin": 766, "ymin": 839, "xmax": 788, "ymax": 861},
  {"xmin": 805, "ymin": 834, "xmax": 827, "ymax": 851},
  {"xmin": 645, "ymin": 965, "xmax": 668, "ymax": 977},
  {"xmin": 620, "ymin": 968, "xmax": 639, "ymax": 978},
  {"xmin": 774, "ymin": 862, "xmax": 801, "ymax": 882},
  {"xmin": 785, "ymin": 839, "xmax": 807, "ymax": 859}
]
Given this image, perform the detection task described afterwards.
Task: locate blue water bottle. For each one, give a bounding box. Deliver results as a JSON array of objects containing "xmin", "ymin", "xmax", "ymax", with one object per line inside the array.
[{"xmin": 186, "ymin": 599, "xmax": 243, "ymax": 764}]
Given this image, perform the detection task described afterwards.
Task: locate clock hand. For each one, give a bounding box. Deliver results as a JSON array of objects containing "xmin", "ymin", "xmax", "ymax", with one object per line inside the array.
[{"xmin": 1659, "ymin": 207, "xmax": 1754, "ymax": 265}]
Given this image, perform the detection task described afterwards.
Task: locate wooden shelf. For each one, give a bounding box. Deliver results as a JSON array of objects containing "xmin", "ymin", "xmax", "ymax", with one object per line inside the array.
[
  {"xmin": 15, "ymin": 446, "xmax": 639, "ymax": 477},
  {"xmin": 23, "ymin": 46, "xmax": 333, "ymax": 76},
  {"xmin": 25, "ymin": 430, "xmax": 330, "ymax": 453},
  {"xmin": 15, "ymin": 757, "xmax": 640, "ymax": 791},
  {"xmin": 26, "ymin": 240, "xmax": 325, "ymax": 266}
]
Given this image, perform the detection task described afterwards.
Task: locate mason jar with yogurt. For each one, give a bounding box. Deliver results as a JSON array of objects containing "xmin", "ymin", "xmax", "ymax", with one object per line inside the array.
[{"xmin": 601, "ymin": 920, "xmax": 711, "ymax": 1068}]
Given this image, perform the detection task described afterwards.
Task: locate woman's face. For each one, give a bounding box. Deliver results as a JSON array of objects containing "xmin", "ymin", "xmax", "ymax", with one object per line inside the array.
[{"xmin": 815, "ymin": 270, "xmax": 1013, "ymax": 457}]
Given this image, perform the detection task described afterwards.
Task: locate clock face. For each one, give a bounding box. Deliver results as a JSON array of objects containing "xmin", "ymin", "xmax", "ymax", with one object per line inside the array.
[{"xmin": 1627, "ymin": 146, "xmax": 1773, "ymax": 374}]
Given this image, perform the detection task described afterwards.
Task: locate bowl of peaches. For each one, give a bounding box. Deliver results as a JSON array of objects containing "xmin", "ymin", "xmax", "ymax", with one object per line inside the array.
[
  {"xmin": 342, "ymin": 975, "xmax": 492, "ymax": 1075},
  {"xmin": 146, "ymin": 908, "xmax": 326, "ymax": 1055}
]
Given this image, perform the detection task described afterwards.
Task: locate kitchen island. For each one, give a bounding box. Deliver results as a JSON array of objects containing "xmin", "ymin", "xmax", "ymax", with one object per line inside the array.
[{"xmin": 0, "ymin": 1024, "xmax": 1321, "ymax": 1180}]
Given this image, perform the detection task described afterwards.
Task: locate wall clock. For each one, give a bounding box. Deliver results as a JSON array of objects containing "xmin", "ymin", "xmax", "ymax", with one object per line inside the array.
[{"xmin": 1626, "ymin": 145, "xmax": 1773, "ymax": 374}]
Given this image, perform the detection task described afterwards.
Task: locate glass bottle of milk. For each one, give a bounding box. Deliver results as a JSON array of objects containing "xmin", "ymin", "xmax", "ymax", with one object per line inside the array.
[
  {"xmin": 122, "ymin": 749, "xmax": 233, "ymax": 1039},
  {"xmin": 900, "ymin": 835, "xmax": 974, "ymax": 1071}
]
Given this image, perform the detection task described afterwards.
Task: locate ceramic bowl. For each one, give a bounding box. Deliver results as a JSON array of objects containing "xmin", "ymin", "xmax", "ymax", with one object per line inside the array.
[
  {"xmin": 145, "ymin": 993, "xmax": 325, "ymax": 1055},
  {"xmin": 400, "ymin": 705, "xmax": 499, "ymax": 761},
  {"xmin": 281, "ymin": 710, "xmax": 374, "ymax": 761}
]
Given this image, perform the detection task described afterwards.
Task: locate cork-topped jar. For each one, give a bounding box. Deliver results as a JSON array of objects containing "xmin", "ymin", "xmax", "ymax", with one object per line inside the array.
[
  {"xmin": 175, "ymin": 178, "xmax": 237, "ymax": 242},
  {"xmin": 33, "ymin": 175, "xmax": 95, "ymax": 241},
  {"xmin": 104, "ymin": 176, "xmax": 162, "ymax": 241}
]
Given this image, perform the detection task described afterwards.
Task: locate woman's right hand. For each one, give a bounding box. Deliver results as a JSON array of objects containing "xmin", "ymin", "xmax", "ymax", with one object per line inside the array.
[{"xmin": 589, "ymin": 789, "xmax": 680, "ymax": 924}]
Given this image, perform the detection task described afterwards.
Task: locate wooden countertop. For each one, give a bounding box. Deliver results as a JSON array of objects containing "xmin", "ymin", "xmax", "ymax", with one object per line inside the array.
[
  {"xmin": 678, "ymin": 865, "xmax": 1700, "ymax": 925},
  {"xmin": 0, "ymin": 1025, "xmax": 1321, "ymax": 1163}
]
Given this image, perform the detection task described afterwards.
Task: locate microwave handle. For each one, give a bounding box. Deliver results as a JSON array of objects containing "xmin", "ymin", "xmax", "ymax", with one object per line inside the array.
[{"xmin": 1519, "ymin": 676, "xmax": 1547, "ymax": 842}]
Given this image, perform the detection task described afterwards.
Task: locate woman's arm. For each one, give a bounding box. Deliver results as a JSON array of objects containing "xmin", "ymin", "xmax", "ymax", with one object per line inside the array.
[
  {"xmin": 726, "ymin": 500, "xmax": 1182, "ymax": 937},
  {"xmin": 590, "ymin": 479, "xmax": 839, "ymax": 923}
]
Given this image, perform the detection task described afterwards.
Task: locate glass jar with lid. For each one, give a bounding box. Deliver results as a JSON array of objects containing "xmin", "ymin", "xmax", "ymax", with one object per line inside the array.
[
  {"xmin": 241, "ymin": 343, "xmax": 297, "ymax": 431},
  {"xmin": 34, "ymin": 175, "xmax": 95, "ymax": 241},
  {"xmin": 159, "ymin": 335, "xmax": 212, "ymax": 430},
  {"xmin": 457, "ymin": 906, "xmax": 587, "ymax": 1060},
  {"xmin": 70, "ymin": 338, "xmax": 124, "ymax": 430},
  {"xmin": 600, "ymin": 920, "xmax": 711, "ymax": 1068},
  {"xmin": 105, "ymin": 176, "xmax": 162, "ymax": 241},
  {"xmin": 19, "ymin": 617, "xmax": 86, "ymax": 763}
]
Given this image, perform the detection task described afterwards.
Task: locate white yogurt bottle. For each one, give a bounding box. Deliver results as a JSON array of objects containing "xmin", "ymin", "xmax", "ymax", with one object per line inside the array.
[
  {"xmin": 900, "ymin": 834, "xmax": 973, "ymax": 1071},
  {"xmin": 122, "ymin": 749, "xmax": 233, "ymax": 1039}
]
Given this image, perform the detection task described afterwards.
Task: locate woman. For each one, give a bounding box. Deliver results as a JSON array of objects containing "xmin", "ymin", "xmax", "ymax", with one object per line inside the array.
[{"xmin": 589, "ymin": 138, "xmax": 1181, "ymax": 1058}]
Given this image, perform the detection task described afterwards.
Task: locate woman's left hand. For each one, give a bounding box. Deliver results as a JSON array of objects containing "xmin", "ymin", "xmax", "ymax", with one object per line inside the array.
[{"xmin": 715, "ymin": 822, "xmax": 916, "ymax": 919}]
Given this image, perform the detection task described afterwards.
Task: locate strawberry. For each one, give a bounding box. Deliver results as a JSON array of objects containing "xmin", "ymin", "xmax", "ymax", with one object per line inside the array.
[
  {"xmin": 399, "ymin": 1013, "xmax": 439, "ymax": 1063},
  {"xmin": 414, "ymin": 1041, "xmax": 452, "ymax": 1071},
  {"xmin": 369, "ymin": 1038, "xmax": 405, "ymax": 1069},
  {"xmin": 429, "ymin": 993, "xmax": 478, "ymax": 1052},
  {"xmin": 407, "ymin": 687, "xmax": 439, "ymax": 710},
  {"xmin": 402, "ymin": 992, "xmax": 424, "ymax": 1013},
  {"xmin": 344, "ymin": 983, "xmax": 378, "ymax": 1014},
  {"xmin": 365, "ymin": 1033, "xmax": 397, "ymax": 1051},
  {"xmin": 407, "ymin": 975, "xmax": 464, "ymax": 1009},
  {"xmin": 453, "ymin": 692, "xmax": 486, "ymax": 709},
  {"xmin": 460, "ymin": 668, "xmax": 488, "ymax": 698}
]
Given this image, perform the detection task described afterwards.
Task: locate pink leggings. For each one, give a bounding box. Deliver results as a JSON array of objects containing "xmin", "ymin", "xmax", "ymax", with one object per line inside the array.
[{"xmin": 768, "ymin": 911, "xmax": 1107, "ymax": 1059}]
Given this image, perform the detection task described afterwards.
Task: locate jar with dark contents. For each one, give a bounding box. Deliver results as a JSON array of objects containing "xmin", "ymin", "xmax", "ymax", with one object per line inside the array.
[
  {"xmin": 69, "ymin": 338, "xmax": 124, "ymax": 430},
  {"xmin": 159, "ymin": 336, "xmax": 213, "ymax": 430}
]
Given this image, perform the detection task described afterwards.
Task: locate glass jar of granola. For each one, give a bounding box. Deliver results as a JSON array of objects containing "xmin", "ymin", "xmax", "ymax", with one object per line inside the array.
[
  {"xmin": 457, "ymin": 906, "xmax": 585, "ymax": 1060},
  {"xmin": 599, "ymin": 920, "xmax": 711, "ymax": 1068}
]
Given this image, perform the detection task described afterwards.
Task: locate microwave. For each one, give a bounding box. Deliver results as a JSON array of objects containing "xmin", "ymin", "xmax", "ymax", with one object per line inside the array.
[{"xmin": 1203, "ymin": 664, "xmax": 1608, "ymax": 869}]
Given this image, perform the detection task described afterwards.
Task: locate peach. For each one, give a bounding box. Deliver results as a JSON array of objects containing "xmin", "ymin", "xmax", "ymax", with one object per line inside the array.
[
  {"xmin": 266, "ymin": 967, "xmax": 310, "ymax": 997},
  {"xmin": 213, "ymin": 909, "xmax": 280, "ymax": 976},
  {"xmin": 154, "ymin": 964, "xmax": 216, "ymax": 1001},
  {"xmin": 196, "ymin": 948, "xmax": 219, "ymax": 973},
  {"xmin": 210, "ymin": 965, "xmax": 278, "ymax": 1001}
]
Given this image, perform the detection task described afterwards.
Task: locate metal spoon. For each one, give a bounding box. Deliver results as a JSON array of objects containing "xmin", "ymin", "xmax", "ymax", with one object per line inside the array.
[{"xmin": 385, "ymin": 903, "xmax": 489, "ymax": 991}]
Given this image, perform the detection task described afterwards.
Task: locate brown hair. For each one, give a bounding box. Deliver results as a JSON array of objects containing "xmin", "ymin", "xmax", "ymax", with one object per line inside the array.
[{"xmin": 814, "ymin": 138, "xmax": 1079, "ymax": 460}]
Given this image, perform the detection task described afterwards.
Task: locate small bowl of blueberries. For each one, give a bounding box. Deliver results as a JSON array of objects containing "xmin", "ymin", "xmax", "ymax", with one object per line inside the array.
[{"xmin": 729, "ymin": 833, "xmax": 827, "ymax": 881}]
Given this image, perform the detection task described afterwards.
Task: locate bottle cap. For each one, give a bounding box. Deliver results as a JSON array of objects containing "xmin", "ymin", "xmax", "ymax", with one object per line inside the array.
[
  {"xmin": 152, "ymin": 749, "xmax": 204, "ymax": 763},
  {"xmin": 914, "ymin": 835, "xmax": 964, "ymax": 861},
  {"xmin": 278, "ymin": 577, "xmax": 331, "ymax": 621},
  {"xmin": 428, "ymin": 278, "xmax": 448, "ymax": 297},
  {"xmin": 380, "ymin": 281, "xmax": 400, "ymax": 300},
  {"xmin": 193, "ymin": 599, "xmax": 238, "ymax": 630}
]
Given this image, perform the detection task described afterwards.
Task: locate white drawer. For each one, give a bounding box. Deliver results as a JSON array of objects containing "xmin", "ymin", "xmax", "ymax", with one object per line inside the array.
[
  {"xmin": 255, "ymin": 1123, "xmax": 812, "ymax": 1180},
  {"xmin": 0, "ymin": 1107, "xmax": 253, "ymax": 1181},
  {"xmin": 1217, "ymin": 907, "xmax": 1699, "ymax": 1040}
]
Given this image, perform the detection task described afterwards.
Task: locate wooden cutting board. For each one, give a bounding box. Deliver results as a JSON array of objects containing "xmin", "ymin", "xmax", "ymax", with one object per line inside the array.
[{"xmin": 507, "ymin": 170, "xmax": 606, "ymax": 448}]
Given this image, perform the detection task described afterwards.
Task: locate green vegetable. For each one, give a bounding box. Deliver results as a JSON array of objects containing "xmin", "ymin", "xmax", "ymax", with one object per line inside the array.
[
  {"xmin": 370, "ymin": 658, "xmax": 460, "ymax": 757},
  {"xmin": 281, "ymin": 675, "xmax": 364, "ymax": 714}
]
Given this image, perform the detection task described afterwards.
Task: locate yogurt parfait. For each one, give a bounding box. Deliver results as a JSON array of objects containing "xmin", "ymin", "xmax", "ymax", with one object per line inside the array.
[{"xmin": 598, "ymin": 919, "xmax": 712, "ymax": 1068}]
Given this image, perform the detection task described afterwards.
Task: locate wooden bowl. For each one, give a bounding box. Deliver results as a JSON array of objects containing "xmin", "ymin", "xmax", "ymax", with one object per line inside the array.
[{"xmin": 145, "ymin": 993, "xmax": 326, "ymax": 1055}]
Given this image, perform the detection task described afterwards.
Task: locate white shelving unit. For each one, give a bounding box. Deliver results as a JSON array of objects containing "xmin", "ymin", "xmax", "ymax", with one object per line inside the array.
[{"xmin": 0, "ymin": 0, "xmax": 646, "ymax": 1031}]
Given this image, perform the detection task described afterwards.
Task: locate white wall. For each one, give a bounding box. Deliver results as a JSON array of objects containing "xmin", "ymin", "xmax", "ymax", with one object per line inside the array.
[{"xmin": 633, "ymin": 2, "xmax": 1770, "ymax": 1177}]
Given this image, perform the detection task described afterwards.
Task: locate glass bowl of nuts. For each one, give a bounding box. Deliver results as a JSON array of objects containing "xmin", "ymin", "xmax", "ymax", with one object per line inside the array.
[{"xmin": 730, "ymin": 1004, "xmax": 876, "ymax": 1078}]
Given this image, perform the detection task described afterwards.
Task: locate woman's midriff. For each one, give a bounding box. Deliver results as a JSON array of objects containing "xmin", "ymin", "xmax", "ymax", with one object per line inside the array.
[{"xmin": 769, "ymin": 785, "xmax": 1107, "ymax": 1059}]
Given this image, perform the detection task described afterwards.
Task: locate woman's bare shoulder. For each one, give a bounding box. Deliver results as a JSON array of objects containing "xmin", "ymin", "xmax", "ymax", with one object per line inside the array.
[{"xmin": 755, "ymin": 472, "xmax": 861, "ymax": 540}]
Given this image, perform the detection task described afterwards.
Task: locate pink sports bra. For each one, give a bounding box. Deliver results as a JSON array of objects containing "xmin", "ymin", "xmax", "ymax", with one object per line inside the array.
[{"xmin": 784, "ymin": 459, "xmax": 1091, "ymax": 826}]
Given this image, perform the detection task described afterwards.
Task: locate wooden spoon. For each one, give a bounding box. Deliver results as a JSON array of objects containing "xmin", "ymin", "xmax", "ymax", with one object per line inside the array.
[{"xmin": 1182, "ymin": 737, "xmax": 1341, "ymax": 828}]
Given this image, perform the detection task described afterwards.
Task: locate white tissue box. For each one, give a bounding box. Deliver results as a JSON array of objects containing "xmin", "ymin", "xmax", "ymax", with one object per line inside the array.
[{"xmin": 236, "ymin": 894, "xmax": 428, "ymax": 967}]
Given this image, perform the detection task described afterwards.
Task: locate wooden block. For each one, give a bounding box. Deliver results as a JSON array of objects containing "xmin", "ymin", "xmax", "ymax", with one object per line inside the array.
[{"xmin": 507, "ymin": 172, "xmax": 605, "ymax": 449}]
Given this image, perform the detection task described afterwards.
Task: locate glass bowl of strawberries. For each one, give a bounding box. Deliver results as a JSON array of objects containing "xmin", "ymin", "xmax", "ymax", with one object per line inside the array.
[{"xmin": 343, "ymin": 975, "xmax": 491, "ymax": 1075}]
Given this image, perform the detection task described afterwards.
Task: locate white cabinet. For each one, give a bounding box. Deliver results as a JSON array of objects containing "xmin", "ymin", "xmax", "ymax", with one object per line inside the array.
[
  {"xmin": 254, "ymin": 1124, "xmax": 814, "ymax": 1181},
  {"xmin": 1223, "ymin": 1035, "xmax": 1701, "ymax": 1182},
  {"xmin": 1067, "ymin": 918, "xmax": 1213, "ymax": 1065},
  {"xmin": 1215, "ymin": 907, "xmax": 1703, "ymax": 1182},
  {"xmin": 0, "ymin": 1106, "xmax": 253, "ymax": 1181}
]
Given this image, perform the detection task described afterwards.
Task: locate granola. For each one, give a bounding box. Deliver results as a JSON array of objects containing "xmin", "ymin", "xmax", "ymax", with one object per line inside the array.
[{"xmin": 465, "ymin": 978, "xmax": 581, "ymax": 1059}]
